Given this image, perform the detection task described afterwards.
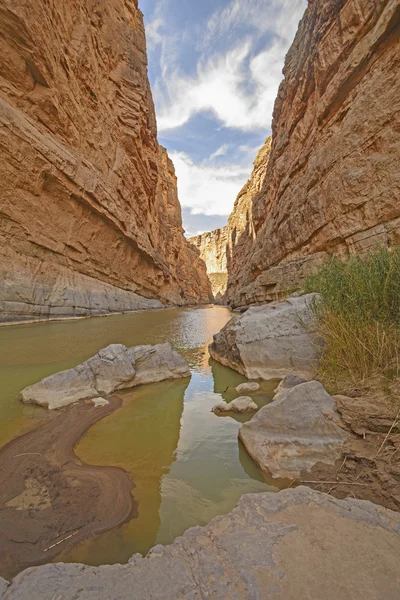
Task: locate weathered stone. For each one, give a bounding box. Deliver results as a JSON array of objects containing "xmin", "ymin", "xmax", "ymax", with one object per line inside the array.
[
  {"xmin": 239, "ymin": 381, "xmax": 347, "ymax": 480},
  {"xmin": 0, "ymin": 579, "xmax": 7, "ymax": 597},
  {"xmin": 236, "ymin": 381, "xmax": 260, "ymax": 393},
  {"xmin": 91, "ymin": 397, "xmax": 110, "ymax": 408},
  {"xmin": 189, "ymin": 227, "xmax": 229, "ymax": 301},
  {"xmin": 212, "ymin": 396, "xmax": 258, "ymax": 414},
  {"xmin": 0, "ymin": 0, "xmax": 212, "ymax": 323},
  {"xmin": 21, "ymin": 343, "xmax": 190, "ymax": 409},
  {"xmin": 2, "ymin": 487, "xmax": 400, "ymax": 600},
  {"xmin": 223, "ymin": 0, "xmax": 400, "ymax": 307},
  {"xmin": 209, "ymin": 294, "xmax": 320, "ymax": 380},
  {"xmin": 273, "ymin": 374, "xmax": 308, "ymax": 400}
]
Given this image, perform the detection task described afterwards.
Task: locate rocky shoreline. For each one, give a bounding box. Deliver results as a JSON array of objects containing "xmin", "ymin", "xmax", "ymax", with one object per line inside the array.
[{"xmin": 2, "ymin": 487, "xmax": 400, "ymax": 599}]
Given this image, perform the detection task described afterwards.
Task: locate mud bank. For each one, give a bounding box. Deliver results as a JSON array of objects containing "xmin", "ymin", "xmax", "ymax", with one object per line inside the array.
[{"xmin": 0, "ymin": 396, "xmax": 135, "ymax": 580}]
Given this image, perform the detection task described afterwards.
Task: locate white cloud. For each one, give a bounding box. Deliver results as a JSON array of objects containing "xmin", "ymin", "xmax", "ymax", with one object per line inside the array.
[
  {"xmin": 146, "ymin": 17, "xmax": 164, "ymax": 49},
  {"xmin": 154, "ymin": 0, "xmax": 307, "ymax": 133},
  {"xmin": 171, "ymin": 151, "xmax": 251, "ymax": 217},
  {"xmin": 209, "ymin": 144, "xmax": 231, "ymax": 160}
]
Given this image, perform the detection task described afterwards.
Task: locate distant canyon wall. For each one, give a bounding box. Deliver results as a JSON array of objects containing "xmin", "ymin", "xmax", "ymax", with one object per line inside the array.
[
  {"xmin": 225, "ymin": 0, "xmax": 400, "ymax": 308},
  {"xmin": 0, "ymin": 0, "xmax": 211, "ymax": 322},
  {"xmin": 190, "ymin": 138, "xmax": 272, "ymax": 304}
]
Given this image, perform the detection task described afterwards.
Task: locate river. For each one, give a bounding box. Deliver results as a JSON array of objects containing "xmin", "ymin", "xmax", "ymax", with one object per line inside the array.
[{"xmin": 0, "ymin": 306, "xmax": 279, "ymax": 568}]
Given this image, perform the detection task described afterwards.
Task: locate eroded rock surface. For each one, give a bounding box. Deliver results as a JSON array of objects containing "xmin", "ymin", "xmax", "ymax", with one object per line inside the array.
[
  {"xmin": 209, "ymin": 294, "xmax": 320, "ymax": 380},
  {"xmin": 189, "ymin": 227, "xmax": 229, "ymax": 302},
  {"xmin": 224, "ymin": 0, "xmax": 400, "ymax": 307},
  {"xmin": 21, "ymin": 343, "xmax": 190, "ymax": 409},
  {"xmin": 212, "ymin": 396, "xmax": 258, "ymax": 414},
  {"xmin": 0, "ymin": 0, "xmax": 211, "ymax": 323},
  {"xmin": 236, "ymin": 381, "xmax": 260, "ymax": 393},
  {"xmin": 239, "ymin": 381, "xmax": 347, "ymax": 480},
  {"xmin": 2, "ymin": 487, "xmax": 400, "ymax": 600}
]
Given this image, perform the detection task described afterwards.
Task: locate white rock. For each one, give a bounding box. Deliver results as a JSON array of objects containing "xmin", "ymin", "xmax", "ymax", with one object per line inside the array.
[
  {"xmin": 236, "ymin": 382, "xmax": 260, "ymax": 393},
  {"xmin": 91, "ymin": 397, "xmax": 110, "ymax": 407},
  {"xmin": 209, "ymin": 294, "xmax": 321, "ymax": 380},
  {"xmin": 21, "ymin": 343, "xmax": 190, "ymax": 410},
  {"xmin": 239, "ymin": 380, "xmax": 347, "ymax": 479},
  {"xmin": 213, "ymin": 396, "xmax": 258, "ymax": 414}
]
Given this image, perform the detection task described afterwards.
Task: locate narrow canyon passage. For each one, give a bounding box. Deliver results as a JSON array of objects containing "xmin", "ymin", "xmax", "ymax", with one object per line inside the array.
[{"xmin": 0, "ymin": 306, "xmax": 279, "ymax": 577}]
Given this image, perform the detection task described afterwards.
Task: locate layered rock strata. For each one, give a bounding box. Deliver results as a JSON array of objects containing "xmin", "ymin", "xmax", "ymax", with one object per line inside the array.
[
  {"xmin": 0, "ymin": 0, "xmax": 211, "ymax": 322},
  {"xmin": 189, "ymin": 138, "xmax": 272, "ymax": 303},
  {"xmin": 21, "ymin": 343, "xmax": 190, "ymax": 409},
  {"xmin": 2, "ymin": 487, "xmax": 400, "ymax": 600},
  {"xmin": 189, "ymin": 226, "xmax": 229, "ymax": 302},
  {"xmin": 209, "ymin": 294, "xmax": 320, "ymax": 380},
  {"xmin": 225, "ymin": 0, "xmax": 400, "ymax": 307}
]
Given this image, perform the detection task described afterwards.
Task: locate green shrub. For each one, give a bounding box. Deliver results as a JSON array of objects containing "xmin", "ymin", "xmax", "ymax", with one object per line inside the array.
[{"xmin": 304, "ymin": 247, "xmax": 400, "ymax": 389}]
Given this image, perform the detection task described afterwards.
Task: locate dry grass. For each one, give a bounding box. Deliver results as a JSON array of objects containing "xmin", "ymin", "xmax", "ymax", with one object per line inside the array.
[{"xmin": 304, "ymin": 247, "xmax": 400, "ymax": 390}]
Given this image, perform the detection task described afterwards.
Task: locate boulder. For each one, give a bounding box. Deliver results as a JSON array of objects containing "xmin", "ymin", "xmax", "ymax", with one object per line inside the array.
[
  {"xmin": 212, "ymin": 396, "xmax": 258, "ymax": 414},
  {"xmin": 91, "ymin": 397, "xmax": 110, "ymax": 408},
  {"xmin": 2, "ymin": 487, "xmax": 400, "ymax": 600},
  {"xmin": 239, "ymin": 381, "xmax": 347, "ymax": 479},
  {"xmin": 209, "ymin": 294, "xmax": 321, "ymax": 380},
  {"xmin": 21, "ymin": 343, "xmax": 190, "ymax": 410},
  {"xmin": 273, "ymin": 374, "xmax": 308, "ymax": 400},
  {"xmin": 236, "ymin": 381, "xmax": 260, "ymax": 393}
]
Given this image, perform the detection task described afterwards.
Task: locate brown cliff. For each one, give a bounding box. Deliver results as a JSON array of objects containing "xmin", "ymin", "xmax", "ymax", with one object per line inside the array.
[
  {"xmin": 226, "ymin": 0, "xmax": 400, "ymax": 307},
  {"xmin": 0, "ymin": 0, "xmax": 212, "ymax": 322},
  {"xmin": 189, "ymin": 227, "xmax": 229, "ymax": 302},
  {"xmin": 189, "ymin": 138, "xmax": 272, "ymax": 303}
]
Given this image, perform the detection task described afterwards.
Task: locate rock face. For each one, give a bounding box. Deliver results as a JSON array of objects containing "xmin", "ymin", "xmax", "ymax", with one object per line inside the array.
[
  {"xmin": 21, "ymin": 343, "xmax": 190, "ymax": 409},
  {"xmin": 224, "ymin": 0, "xmax": 400, "ymax": 307},
  {"xmin": 2, "ymin": 487, "xmax": 400, "ymax": 600},
  {"xmin": 239, "ymin": 380, "xmax": 347, "ymax": 480},
  {"xmin": 189, "ymin": 139, "xmax": 272, "ymax": 304},
  {"xmin": 209, "ymin": 294, "xmax": 320, "ymax": 380},
  {"xmin": 0, "ymin": 0, "xmax": 212, "ymax": 323},
  {"xmin": 236, "ymin": 381, "xmax": 260, "ymax": 393},
  {"xmin": 189, "ymin": 226, "xmax": 229, "ymax": 302},
  {"xmin": 212, "ymin": 396, "xmax": 258, "ymax": 414}
]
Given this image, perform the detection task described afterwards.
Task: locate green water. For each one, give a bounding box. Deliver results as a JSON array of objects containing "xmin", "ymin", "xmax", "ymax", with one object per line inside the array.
[{"xmin": 0, "ymin": 306, "xmax": 279, "ymax": 567}]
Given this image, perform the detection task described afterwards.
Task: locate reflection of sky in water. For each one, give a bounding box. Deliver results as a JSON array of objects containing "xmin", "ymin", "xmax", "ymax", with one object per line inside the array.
[{"xmin": 0, "ymin": 306, "xmax": 280, "ymax": 568}]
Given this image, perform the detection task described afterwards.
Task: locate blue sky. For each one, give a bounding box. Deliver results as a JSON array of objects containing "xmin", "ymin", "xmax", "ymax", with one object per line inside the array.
[{"xmin": 140, "ymin": 0, "xmax": 307, "ymax": 237}]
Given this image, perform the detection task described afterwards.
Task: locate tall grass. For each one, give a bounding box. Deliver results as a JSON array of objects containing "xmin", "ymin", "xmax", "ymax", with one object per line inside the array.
[{"xmin": 304, "ymin": 247, "xmax": 400, "ymax": 389}]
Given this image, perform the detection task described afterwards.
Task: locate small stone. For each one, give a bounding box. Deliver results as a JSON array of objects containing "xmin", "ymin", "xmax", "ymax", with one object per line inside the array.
[
  {"xmin": 213, "ymin": 396, "xmax": 258, "ymax": 414},
  {"xmin": 236, "ymin": 382, "xmax": 260, "ymax": 393},
  {"xmin": 92, "ymin": 397, "xmax": 110, "ymax": 407}
]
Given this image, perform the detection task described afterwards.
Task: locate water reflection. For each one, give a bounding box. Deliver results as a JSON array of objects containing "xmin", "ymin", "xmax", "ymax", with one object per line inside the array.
[{"xmin": 0, "ymin": 306, "xmax": 280, "ymax": 568}]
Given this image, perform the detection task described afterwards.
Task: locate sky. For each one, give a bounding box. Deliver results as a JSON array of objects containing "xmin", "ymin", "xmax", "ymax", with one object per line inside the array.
[{"xmin": 140, "ymin": 0, "xmax": 307, "ymax": 237}]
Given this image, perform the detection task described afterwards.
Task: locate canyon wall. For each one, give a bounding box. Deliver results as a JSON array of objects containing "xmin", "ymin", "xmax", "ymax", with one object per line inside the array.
[
  {"xmin": 189, "ymin": 227, "xmax": 229, "ymax": 302},
  {"xmin": 226, "ymin": 0, "xmax": 400, "ymax": 308},
  {"xmin": 190, "ymin": 138, "xmax": 272, "ymax": 303},
  {"xmin": 0, "ymin": 0, "xmax": 212, "ymax": 322}
]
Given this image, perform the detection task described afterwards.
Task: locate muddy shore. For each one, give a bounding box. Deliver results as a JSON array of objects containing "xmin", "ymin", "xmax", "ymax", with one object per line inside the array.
[{"xmin": 0, "ymin": 396, "xmax": 136, "ymax": 580}]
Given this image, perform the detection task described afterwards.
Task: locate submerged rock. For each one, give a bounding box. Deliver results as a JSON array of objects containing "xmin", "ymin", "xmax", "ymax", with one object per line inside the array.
[
  {"xmin": 239, "ymin": 380, "xmax": 347, "ymax": 480},
  {"xmin": 21, "ymin": 343, "xmax": 190, "ymax": 409},
  {"xmin": 2, "ymin": 487, "xmax": 400, "ymax": 600},
  {"xmin": 236, "ymin": 381, "xmax": 260, "ymax": 393},
  {"xmin": 209, "ymin": 294, "xmax": 321, "ymax": 380},
  {"xmin": 212, "ymin": 396, "xmax": 258, "ymax": 414}
]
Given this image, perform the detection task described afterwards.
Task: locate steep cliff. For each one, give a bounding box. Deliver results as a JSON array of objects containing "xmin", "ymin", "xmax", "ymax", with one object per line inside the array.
[
  {"xmin": 0, "ymin": 0, "xmax": 211, "ymax": 322},
  {"xmin": 189, "ymin": 227, "xmax": 229, "ymax": 301},
  {"xmin": 226, "ymin": 0, "xmax": 400, "ymax": 307},
  {"xmin": 190, "ymin": 138, "xmax": 272, "ymax": 303}
]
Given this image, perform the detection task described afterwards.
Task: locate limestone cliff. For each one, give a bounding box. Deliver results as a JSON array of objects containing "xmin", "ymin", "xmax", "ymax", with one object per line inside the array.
[
  {"xmin": 189, "ymin": 138, "xmax": 272, "ymax": 303},
  {"xmin": 189, "ymin": 227, "xmax": 229, "ymax": 302},
  {"xmin": 0, "ymin": 0, "xmax": 212, "ymax": 322},
  {"xmin": 226, "ymin": 0, "xmax": 400, "ymax": 307}
]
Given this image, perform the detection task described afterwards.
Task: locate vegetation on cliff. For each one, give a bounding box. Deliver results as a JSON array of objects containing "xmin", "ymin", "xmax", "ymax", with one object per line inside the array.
[{"xmin": 305, "ymin": 247, "xmax": 400, "ymax": 389}]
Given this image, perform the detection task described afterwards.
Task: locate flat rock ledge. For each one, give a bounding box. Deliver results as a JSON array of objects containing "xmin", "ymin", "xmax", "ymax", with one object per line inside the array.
[
  {"xmin": 21, "ymin": 343, "xmax": 190, "ymax": 409},
  {"xmin": 209, "ymin": 294, "xmax": 321, "ymax": 380},
  {"xmin": 2, "ymin": 487, "xmax": 400, "ymax": 600},
  {"xmin": 240, "ymin": 380, "xmax": 347, "ymax": 480}
]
